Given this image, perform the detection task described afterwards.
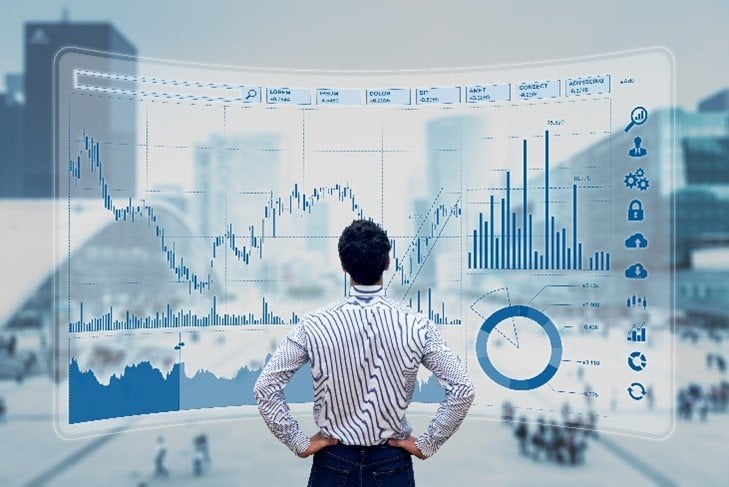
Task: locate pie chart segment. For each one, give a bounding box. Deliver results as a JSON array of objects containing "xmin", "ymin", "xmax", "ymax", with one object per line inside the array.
[{"xmin": 476, "ymin": 304, "xmax": 562, "ymax": 391}]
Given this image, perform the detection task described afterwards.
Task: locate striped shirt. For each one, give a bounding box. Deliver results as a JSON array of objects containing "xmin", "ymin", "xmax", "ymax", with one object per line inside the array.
[{"xmin": 253, "ymin": 284, "xmax": 475, "ymax": 458}]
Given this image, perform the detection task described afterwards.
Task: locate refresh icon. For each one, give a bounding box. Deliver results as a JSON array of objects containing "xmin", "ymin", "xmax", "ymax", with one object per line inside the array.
[{"xmin": 627, "ymin": 382, "xmax": 647, "ymax": 400}]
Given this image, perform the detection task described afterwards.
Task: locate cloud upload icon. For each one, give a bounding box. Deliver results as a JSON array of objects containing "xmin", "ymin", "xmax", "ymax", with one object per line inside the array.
[{"xmin": 625, "ymin": 232, "xmax": 649, "ymax": 249}]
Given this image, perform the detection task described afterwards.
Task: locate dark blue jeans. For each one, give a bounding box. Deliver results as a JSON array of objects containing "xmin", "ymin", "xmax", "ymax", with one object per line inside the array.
[{"xmin": 307, "ymin": 443, "xmax": 415, "ymax": 487}]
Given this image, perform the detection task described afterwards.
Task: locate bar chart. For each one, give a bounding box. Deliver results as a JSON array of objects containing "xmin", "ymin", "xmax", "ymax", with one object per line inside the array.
[{"xmin": 467, "ymin": 130, "xmax": 610, "ymax": 271}]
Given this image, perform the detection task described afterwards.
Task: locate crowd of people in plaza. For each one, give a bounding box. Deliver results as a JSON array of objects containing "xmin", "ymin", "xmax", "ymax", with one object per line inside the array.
[
  {"xmin": 676, "ymin": 347, "xmax": 728, "ymax": 422},
  {"xmin": 678, "ymin": 381, "xmax": 729, "ymax": 421},
  {"xmin": 502, "ymin": 401, "xmax": 598, "ymax": 467}
]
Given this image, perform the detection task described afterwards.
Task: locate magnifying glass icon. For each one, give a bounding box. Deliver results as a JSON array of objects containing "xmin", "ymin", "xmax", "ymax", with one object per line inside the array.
[
  {"xmin": 244, "ymin": 89, "xmax": 258, "ymax": 101},
  {"xmin": 624, "ymin": 106, "xmax": 648, "ymax": 132}
]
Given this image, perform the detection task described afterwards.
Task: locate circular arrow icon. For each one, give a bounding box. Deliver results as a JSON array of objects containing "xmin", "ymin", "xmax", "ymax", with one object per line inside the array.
[{"xmin": 627, "ymin": 382, "xmax": 646, "ymax": 400}]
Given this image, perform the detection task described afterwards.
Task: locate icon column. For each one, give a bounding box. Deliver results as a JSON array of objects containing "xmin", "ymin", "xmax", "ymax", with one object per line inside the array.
[{"xmin": 623, "ymin": 106, "xmax": 650, "ymax": 403}]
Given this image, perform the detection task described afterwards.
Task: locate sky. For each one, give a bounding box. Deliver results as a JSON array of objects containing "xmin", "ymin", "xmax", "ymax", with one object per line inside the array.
[{"xmin": 1, "ymin": 0, "xmax": 728, "ymax": 109}]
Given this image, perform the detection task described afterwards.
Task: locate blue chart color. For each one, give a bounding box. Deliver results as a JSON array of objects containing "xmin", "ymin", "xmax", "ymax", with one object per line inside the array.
[
  {"xmin": 69, "ymin": 357, "xmax": 445, "ymax": 423},
  {"xmin": 475, "ymin": 304, "xmax": 562, "ymax": 391},
  {"xmin": 467, "ymin": 131, "xmax": 610, "ymax": 271},
  {"xmin": 407, "ymin": 288, "xmax": 461, "ymax": 325},
  {"xmin": 69, "ymin": 297, "xmax": 301, "ymax": 332},
  {"xmin": 69, "ymin": 356, "xmax": 310, "ymax": 424}
]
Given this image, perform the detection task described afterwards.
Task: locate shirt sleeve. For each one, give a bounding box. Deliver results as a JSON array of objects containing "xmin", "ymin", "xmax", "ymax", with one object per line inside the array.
[
  {"xmin": 415, "ymin": 320, "xmax": 476, "ymax": 458},
  {"xmin": 253, "ymin": 324, "xmax": 311, "ymax": 456}
]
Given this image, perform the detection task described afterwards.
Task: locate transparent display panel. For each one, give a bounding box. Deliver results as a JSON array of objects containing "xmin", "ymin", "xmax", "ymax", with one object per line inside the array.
[{"xmin": 54, "ymin": 49, "xmax": 674, "ymax": 439}]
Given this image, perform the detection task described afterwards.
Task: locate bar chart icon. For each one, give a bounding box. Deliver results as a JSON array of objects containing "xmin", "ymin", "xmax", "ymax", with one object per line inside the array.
[
  {"xmin": 626, "ymin": 294, "xmax": 647, "ymax": 309},
  {"xmin": 627, "ymin": 324, "xmax": 647, "ymax": 342}
]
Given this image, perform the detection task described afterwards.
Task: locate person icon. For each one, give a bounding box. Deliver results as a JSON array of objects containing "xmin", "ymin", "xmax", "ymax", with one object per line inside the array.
[{"xmin": 629, "ymin": 136, "xmax": 647, "ymax": 157}]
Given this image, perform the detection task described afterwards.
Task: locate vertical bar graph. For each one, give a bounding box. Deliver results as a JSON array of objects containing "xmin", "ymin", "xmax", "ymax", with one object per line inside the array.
[
  {"xmin": 407, "ymin": 288, "xmax": 461, "ymax": 325},
  {"xmin": 69, "ymin": 296, "xmax": 302, "ymax": 332},
  {"xmin": 468, "ymin": 130, "xmax": 610, "ymax": 271}
]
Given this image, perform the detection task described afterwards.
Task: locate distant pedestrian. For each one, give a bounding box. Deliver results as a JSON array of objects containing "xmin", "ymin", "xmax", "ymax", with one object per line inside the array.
[
  {"xmin": 699, "ymin": 398, "xmax": 709, "ymax": 422},
  {"xmin": 192, "ymin": 433, "xmax": 211, "ymax": 476},
  {"xmin": 514, "ymin": 417, "xmax": 529, "ymax": 456},
  {"xmin": 531, "ymin": 420, "xmax": 547, "ymax": 461},
  {"xmin": 192, "ymin": 448, "xmax": 204, "ymax": 477},
  {"xmin": 502, "ymin": 401, "xmax": 515, "ymax": 423},
  {"xmin": 154, "ymin": 436, "xmax": 169, "ymax": 477},
  {"xmin": 548, "ymin": 422, "xmax": 564, "ymax": 464},
  {"xmin": 717, "ymin": 355, "xmax": 727, "ymax": 374},
  {"xmin": 566, "ymin": 430, "xmax": 577, "ymax": 465}
]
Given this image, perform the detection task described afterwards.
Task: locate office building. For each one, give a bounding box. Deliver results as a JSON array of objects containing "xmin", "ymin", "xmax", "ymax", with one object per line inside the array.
[
  {"xmin": 698, "ymin": 89, "xmax": 729, "ymax": 113},
  {"xmin": 23, "ymin": 21, "xmax": 137, "ymax": 197},
  {"xmin": 0, "ymin": 75, "xmax": 24, "ymax": 197}
]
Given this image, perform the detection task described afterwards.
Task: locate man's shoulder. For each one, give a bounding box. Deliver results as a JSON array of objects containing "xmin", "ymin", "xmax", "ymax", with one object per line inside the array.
[
  {"xmin": 381, "ymin": 296, "xmax": 430, "ymax": 322},
  {"xmin": 302, "ymin": 297, "xmax": 349, "ymax": 322}
]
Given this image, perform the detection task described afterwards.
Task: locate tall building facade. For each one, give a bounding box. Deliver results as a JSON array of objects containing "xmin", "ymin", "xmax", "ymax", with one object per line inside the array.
[
  {"xmin": 0, "ymin": 78, "xmax": 24, "ymax": 197},
  {"xmin": 23, "ymin": 21, "xmax": 137, "ymax": 197}
]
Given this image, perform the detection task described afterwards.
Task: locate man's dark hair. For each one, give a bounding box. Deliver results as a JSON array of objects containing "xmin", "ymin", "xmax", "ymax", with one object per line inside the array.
[{"xmin": 338, "ymin": 219, "xmax": 391, "ymax": 285}]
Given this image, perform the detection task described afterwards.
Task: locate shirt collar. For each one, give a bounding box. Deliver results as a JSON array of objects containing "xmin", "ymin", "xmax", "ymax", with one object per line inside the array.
[{"xmin": 349, "ymin": 284, "xmax": 385, "ymax": 300}]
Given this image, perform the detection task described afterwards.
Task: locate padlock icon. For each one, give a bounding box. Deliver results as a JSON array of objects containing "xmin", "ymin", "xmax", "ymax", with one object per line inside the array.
[{"xmin": 628, "ymin": 199, "xmax": 644, "ymax": 221}]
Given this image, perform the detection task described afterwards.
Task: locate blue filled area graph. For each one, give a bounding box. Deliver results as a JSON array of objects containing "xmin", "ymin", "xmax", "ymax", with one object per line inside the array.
[
  {"xmin": 69, "ymin": 356, "xmax": 310, "ymax": 424},
  {"xmin": 467, "ymin": 131, "xmax": 610, "ymax": 271},
  {"xmin": 69, "ymin": 355, "xmax": 444, "ymax": 424}
]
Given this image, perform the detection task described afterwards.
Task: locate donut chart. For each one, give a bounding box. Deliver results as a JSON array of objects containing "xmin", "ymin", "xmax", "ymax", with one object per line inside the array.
[{"xmin": 475, "ymin": 304, "xmax": 563, "ymax": 391}]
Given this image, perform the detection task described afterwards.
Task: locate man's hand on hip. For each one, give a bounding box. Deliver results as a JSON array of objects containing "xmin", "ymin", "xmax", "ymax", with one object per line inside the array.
[
  {"xmin": 388, "ymin": 436, "xmax": 427, "ymax": 460},
  {"xmin": 298, "ymin": 432, "xmax": 338, "ymax": 458}
]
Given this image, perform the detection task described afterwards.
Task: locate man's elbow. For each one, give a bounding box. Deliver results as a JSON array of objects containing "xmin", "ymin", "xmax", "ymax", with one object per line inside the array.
[
  {"xmin": 252, "ymin": 377, "xmax": 267, "ymax": 403},
  {"xmin": 455, "ymin": 379, "xmax": 476, "ymax": 406},
  {"xmin": 464, "ymin": 382, "xmax": 476, "ymax": 404}
]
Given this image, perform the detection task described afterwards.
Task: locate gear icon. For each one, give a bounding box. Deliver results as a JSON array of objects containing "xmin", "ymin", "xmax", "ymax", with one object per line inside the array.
[
  {"xmin": 624, "ymin": 172, "xmax": 637, "ymax": 189},
  {"xmin": 635, "ymin": 167, "xmax": 645, "ymax": 178},
  {"xmin": 637, "ymin": 178, "xmax": 650, "ymax": 191}
]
